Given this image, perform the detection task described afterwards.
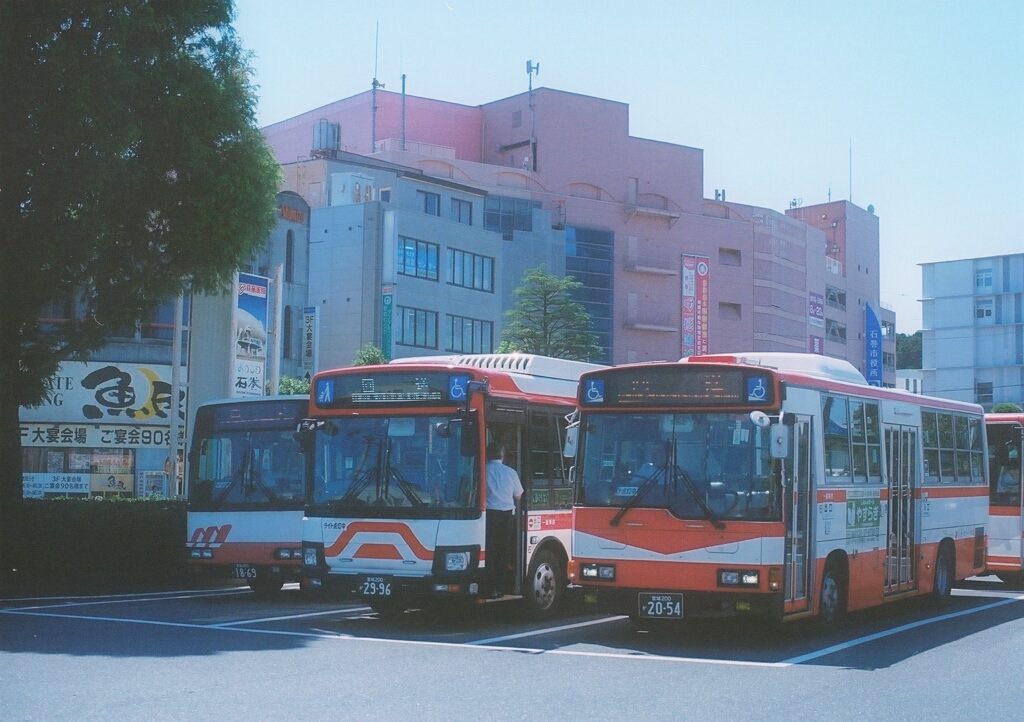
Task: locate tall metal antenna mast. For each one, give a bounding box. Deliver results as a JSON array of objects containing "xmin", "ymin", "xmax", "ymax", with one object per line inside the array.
[
  {"xmin": 526, "ymin": 60, "xmax": 539, "ymax": 171},
  {"xmin": 371, "ymin": 22, "xmax": 384, "ymax": 151}
]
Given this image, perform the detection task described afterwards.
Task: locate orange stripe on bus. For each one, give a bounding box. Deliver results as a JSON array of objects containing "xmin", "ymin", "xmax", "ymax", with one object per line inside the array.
[
  {"xmin": 324, "ymin": 521, "xmax": 433, "ymax": 560},
  {"xmin": 352, "ymin": 543, "xmax": 404, "ymax": 560}
]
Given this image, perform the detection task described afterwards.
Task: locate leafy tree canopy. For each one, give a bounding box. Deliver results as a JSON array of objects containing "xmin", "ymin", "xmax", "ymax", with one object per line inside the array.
[
  {"xmin": 0, "ymin": 0, "xmax": 280, "ymax": 409},
  {"xmin": 895, "ymin": 331, "xmax": 922, "ymax": 370},
  {"xmin": 353, "ymin": 343, "xmax": 389, "ymax": 366},
  {"xmin": 278, "ymin": 376, "xmax": 310, "ymax": 395},
  {"xmin": 991, "ymin": 403, "xmax": 1023, "ymax": 413},
  {"xmin": 498, "ymin": 266, "xmax": 602, "ymax": 362}
]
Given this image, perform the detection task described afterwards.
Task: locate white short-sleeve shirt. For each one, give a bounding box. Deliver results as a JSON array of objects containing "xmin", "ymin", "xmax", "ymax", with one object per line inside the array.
[{"xmin": 486, "ymin": 460, "xmax": 524, "ymax": 511}]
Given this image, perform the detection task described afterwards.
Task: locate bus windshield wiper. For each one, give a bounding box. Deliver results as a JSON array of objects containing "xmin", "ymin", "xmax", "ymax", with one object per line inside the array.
[
  {"xmin": 338, "ymin": 437, "xmax": 382, "ymax": 504},
  {"xmin": 610, "ymin": 464, "xmax": 666, "ymax": 527},
  {"xmin": 670, "ymin": 464, "xmax": 725, "ymax": 530}
]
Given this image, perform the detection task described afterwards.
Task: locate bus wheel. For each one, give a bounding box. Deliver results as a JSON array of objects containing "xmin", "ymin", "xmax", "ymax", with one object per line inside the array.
[
  {"xmin": 369, "ymin": 598, "xmax": 406, "ymax": 620},
  {"xmin": 524, "ymin": 550, "xmax": 563, "ymax": 617},
  {"xmin": 248, "ymin": 576, "xmax": 284, "ymax": 597},
  {"xmin": 818, "ymin": 561, "xmax": 846, "ymax": 629},
  {"xmin": 932, "ymin": 546, "xmax": 954, "ymax": 605}
]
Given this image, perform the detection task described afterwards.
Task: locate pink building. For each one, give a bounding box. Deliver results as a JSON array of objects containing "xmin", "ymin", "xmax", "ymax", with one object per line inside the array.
[{"xmin": 263, "ymin": 87, "xmax": 892, "ymax": 382}]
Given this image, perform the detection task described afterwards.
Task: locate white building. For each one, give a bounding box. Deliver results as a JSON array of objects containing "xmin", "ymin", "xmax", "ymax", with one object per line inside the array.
[{"xmin": 921, "ymin": 253, "xmax": 1024, "ymax": 408}]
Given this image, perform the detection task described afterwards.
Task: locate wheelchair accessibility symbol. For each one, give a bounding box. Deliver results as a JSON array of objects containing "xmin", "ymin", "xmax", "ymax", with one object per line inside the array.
[
  {"xmin": 746, "ymin": 376, "xmax": 767, "ymax": 402},
  {"xmin": 584, "ymin": 379, "xmax": 605, "ymax": 404},
  {"xmin": 448, "ymin": 374, "xmax": 469, "ymax": 401}
]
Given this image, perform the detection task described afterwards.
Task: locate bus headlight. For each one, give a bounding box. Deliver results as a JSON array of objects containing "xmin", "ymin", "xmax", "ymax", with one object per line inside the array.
[
  {"xmin": 445, "ymin": 551, "xmax": 470, "ymax": 572},
  {"xmin": 580, "ymin": 563, "xmax": 616, "ymax": 581},
  {"xmin": 718, "ymin": 569, "xmax": 759, "ymax": 587}
]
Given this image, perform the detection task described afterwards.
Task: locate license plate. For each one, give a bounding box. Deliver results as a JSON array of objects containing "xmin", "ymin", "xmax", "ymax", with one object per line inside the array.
[
  {"xmin": 232, "ymin": 564, "xmax": 257, "ymax": 579},
  {"xmin": 638, "ymin": 593, "xmax": 683, "ymax": 619},
  {"xmin": 359, "ymin": 576, "xmax": 392, "ymax": 596}
]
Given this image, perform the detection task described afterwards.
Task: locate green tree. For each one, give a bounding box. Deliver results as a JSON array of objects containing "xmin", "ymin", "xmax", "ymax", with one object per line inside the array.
[
  {"xmin": 895, "ymin": 331, "xmax": 922, "ymax": 369},
  {"xmin": 0, "ymin": 1, "xmax": 279, "ymax": 576},
  {"xmin": 278, "ymin": 376, "xmax": 310, "ymax": 395},
  {"xmin": 498, "ymin": 266, "xmax": 602, "ymax": 362},
  {"xmin": 991, "ymin": 403, "xmax": 1023, "ymax": 413},
  {"xmin": 353, "ymin": 343, "xmax": 389, "ymax": 366}
]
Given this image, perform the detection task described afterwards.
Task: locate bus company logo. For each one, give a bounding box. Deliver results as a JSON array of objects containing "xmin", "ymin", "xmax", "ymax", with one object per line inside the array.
[{"xmin": 188, "ymin": 524, "xmax": 233, "ymax": 547}]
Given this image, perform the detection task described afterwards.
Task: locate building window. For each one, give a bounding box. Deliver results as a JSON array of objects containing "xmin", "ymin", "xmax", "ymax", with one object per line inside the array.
[
  {"xmin": 417, "ymin": 190, "xmax": 441, "ymax": 216},
  {"xmin": 975, "ymin": 298, "xmax": 993, "ymax": 320},
  {"xmin": 483, "ymin": 195, "xmax": 540, "ymax": 240},
  {"xmin": 397, "ymin": 306, "xmax": 438, "ymax": 349},
  {"xmin": 512, "ymin": 110, "xmax": 522, "ymax": 128},
  {"xmin": 825, "ymin": 319, "xmax": 847, "ymax": 343},
  {"xmin": 450, "ymin": 198, "xmax": 473, "ymax": 225},
  {"xmin": 397, "ymin": 237, "xmax": 439, "ymax": 281},
  {"xmin": 976, "ymin": 381, "xmax": 993, "ymax": 405},
  {"xmin": 719, "ymin": 248, "xmax": 742, "ymax": 266},
  {"xmin": 975, "ymin": 268, "xmax": 993, "ymax": 289},
  {"xmin": 379, "ymin": 188, "xmax": 392, "ymax": 203},
  {"xmin": 446, "ymin": 314, "xmax": 493, "ymax": 353},
  {"xmin": 825, "ymin": 286, "xmax": 846, "ymax": 311},
  {"xmin": 881, "ymin": 320, "xmax": 894, "ymax": 339},
  {"xmin": 565, "ymin": 225, "xmax": 614, "ymax": 363},
  {"xmin": 883, "ymin": 351, "xmax": 895, "ymax": 370},
  {"xmin": 285, "ymin": 230, "xmax": 295, "ymax": 283},
  {"xmin": 448, "ymin": 249, "xmax": 494, "ymax": 292},
  {"xmin": 718, "ymin": 302, "xmax": 742, "ymax": 320}
]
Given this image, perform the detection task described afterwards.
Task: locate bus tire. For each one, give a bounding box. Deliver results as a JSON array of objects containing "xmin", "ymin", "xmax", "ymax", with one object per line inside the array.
[
  {"xmin": 523, "ymin": 549, "xmax": 563, "ymax": 617},
  {"xmin": 932, "ymin": 544, "xmax": 954, "ymax": 606},
  {"xmin": 248, "ymin": 576, "xmax": 284, "ymax": 597},
  {"xmin": 818, "ymin": 558, "xmax": 847, "ymax": 629}
]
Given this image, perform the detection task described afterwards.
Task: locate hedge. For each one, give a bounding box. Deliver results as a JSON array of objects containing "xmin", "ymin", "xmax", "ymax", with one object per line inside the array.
[{"xmin": 7, "ymin": 498, "xmax": 192, "ymax": 593}]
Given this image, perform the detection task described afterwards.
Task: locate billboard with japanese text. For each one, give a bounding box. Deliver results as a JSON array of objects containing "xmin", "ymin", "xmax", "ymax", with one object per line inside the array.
[
  {"xmin": 681, "ymin": 254, "xmax": 710, "ymax": 358},
  {"xmin": 235, "ymin": 272, "xmax": 269, "ymax": 397}
]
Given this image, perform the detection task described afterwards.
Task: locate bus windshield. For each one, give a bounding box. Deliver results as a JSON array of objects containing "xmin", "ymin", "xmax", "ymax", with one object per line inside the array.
[
  {"xmin": 189, "ymin": 428, "xmax": 305, "ymax": 511},
  {"xmin": 311, "ymin": 414, "xmax": 479, "ymax": 518},
  {"xmin": 579, "ymin": 412, "xmax": 779, "ymax": 521}
]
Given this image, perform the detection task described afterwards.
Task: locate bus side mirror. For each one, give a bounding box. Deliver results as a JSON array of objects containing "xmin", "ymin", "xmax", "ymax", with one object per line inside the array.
[
  {"xmin": 459, "ymin": 411, "xmax": 479, "ymax": 457},
  {"xmin": 563, "ymin": 424, "xmax": 579, "ymax": 458}
]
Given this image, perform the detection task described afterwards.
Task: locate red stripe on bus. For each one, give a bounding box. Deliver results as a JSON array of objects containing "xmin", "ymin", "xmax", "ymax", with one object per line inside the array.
[
  {"xmin": 990, "ymin": 506, "xmax": 1022, "ymax": 517},
  {"xmin": 917, "ymin": 486, "xmax": 990, "ymax": 499}
]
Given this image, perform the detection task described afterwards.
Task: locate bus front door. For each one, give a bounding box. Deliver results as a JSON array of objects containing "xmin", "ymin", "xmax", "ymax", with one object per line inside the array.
[{"xmin": 784, "ymin": 419, "xmax": 812, "ymax": 612}]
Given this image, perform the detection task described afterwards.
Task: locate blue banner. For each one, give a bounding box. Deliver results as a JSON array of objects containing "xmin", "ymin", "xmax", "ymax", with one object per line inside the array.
[{"xmin": 864, "ymin": 304, "xmax": 883, "ymax": 387}]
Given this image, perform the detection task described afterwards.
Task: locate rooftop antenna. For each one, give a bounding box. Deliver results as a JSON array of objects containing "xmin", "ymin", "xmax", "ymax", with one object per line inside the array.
[
  {"xmin": 526, "ymin": 60, "xmax": 540, "ymax": 171},
  {"xmin": 848, "ymin": 137, "xmax": 852, "ymax": 203},
  {"xmin": 371, "ymin": 22, "xmax": 385, "ymax": 152}
]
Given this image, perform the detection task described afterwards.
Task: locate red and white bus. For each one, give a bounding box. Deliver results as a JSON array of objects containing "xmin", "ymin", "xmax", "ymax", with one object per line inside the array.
[
  {"xmin": 186, "ymin": 396, "xmax": 307, "ymax": 595},
  {"xmin": 568, "ymin": 353, "xmax": 988, "ymax": 627},
  {"xmin": 985, "ymin": 413, "xmax": 1023, "ymax": 585},
  {"xmin": 300, "ymin": 354, "xmax": 603, "ymax": 617}
]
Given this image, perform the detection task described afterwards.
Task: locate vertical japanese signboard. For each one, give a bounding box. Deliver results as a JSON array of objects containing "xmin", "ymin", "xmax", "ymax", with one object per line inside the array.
[
  {"xmin": 381, "ymin": 285, "xmax": 394, "ymax": 361},
  {"xmin": 809, "ymin": 292, "xmax": 825, "ymax": 327},
  {"xmin": 864, "ymin": 304, "xmax": 883, "ymax": 387},
  {"xmin": 681, "ymin": 254, "xmax": 710, "ymax": 358},
  {"xmin": 235, "ymin": 273, "xmax": 269, "ymax": 397},
  {"xmin": 302, "ymin": 305, "xmax": 319, "ymax": 379}
]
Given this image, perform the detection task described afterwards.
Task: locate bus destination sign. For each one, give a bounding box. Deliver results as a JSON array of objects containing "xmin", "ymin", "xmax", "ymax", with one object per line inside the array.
[
  {"xmin": 580, "ymin": 367, "xmax": 775, "ymax": 408},
  {"xmin": 315, "ymin": 372, "xmax": 469, "ymax": 409}
]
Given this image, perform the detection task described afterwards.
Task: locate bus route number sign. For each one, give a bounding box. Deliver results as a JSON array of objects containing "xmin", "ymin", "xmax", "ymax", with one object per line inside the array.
[{"xmin": 638, "ymin": 593, "xmax": 683, "ymax": 619}]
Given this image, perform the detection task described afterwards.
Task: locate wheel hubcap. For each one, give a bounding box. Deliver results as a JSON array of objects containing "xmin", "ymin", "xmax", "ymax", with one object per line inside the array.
[{"xmin": 532, "ymin": 563, "xmax": 556, "ymax": 609}]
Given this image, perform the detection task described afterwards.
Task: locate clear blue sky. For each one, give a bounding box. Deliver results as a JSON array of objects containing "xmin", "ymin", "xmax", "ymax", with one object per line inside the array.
[{"xmin": 234, "ymin": 0, "xmax": 1023, "ymax": 333}]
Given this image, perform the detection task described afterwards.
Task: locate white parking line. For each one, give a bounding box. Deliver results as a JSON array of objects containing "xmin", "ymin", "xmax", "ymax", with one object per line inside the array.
[
  {"xmin": 0, "ymin": 587, "xmax": 247, "ymax": 604},
  {"xmin": 211, "ymin": 606, "xmax": 372, "ymax": 627},
  {"xmin": 468, "ymin": 615, "xmax": 627, "ymax": 645},
  {"xmin": 5, "ymin": 588, "xmax": 249, "ymax": 612}
]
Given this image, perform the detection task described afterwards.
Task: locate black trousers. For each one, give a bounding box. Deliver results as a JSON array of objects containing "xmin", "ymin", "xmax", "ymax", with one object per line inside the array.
[{"xmin": 486, "ymin": 509, "xmax": 514, "ymax": 593}]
